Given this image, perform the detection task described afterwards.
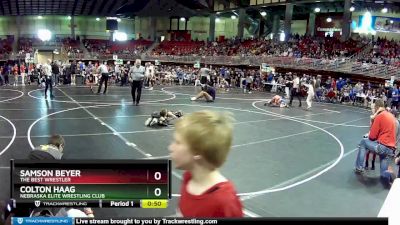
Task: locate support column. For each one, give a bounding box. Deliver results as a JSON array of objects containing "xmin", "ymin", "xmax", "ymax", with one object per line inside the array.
[
  {"xmin": 272, "ymin": 14, "xmax": 280, "ymax": 38},
  {"xmin": 341, "ymin": 0, "xmax": 352, "ymax": 41},
  {"xmin": 258, "ymin": 14, "xmax": 265, "ymax": 38},
  {"xmin": 14, "ymin": 17, "xmax": 21, "ymax": 54},
  {"xmin": 307, "ymin": 13, "xmax": 316, "ymax": 36},
  {"xmin": 110, "ymin": 31, "xmax": 114, "ymax": 41},
  {"xmin": 237, "ymin": 8, "xmax": 245, "ymax": 39},
  {"xmin": 132, "ymin": 17, "xmax": 136, "ymax": 40},
  {"xmin": 209, "ymin": 14, "xmax": 216, "ymax": 42},
  {"xmin": 71, "ymin": 16, "xmax": 76, "ymax": 40},
  {"xmin": 284, "ymin": 3, "xmax": 293, "ymax": 40},
  {"xmin": 150, "ymin": 17, "xmax": 157, "ymax": 41}
]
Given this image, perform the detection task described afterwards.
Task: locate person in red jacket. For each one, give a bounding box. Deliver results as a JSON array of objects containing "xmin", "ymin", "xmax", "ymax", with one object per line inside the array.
[
  {"xmin": 169, "ymin": 110, "xmax": 243, "ymax": 217},
  {"xmin": 12, "ymin": 64, "xmax": 18, "ymax": 86},
  {"xmin": 20, "ymin": 63, "xmax": 26, "ymax": 86},
  {"xmin": 355, "ymin": 99, "xmax": 396, "ymax": 187}
]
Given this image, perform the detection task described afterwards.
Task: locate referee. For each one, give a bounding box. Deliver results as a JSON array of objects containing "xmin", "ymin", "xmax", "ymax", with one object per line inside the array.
[
  {"xmin": 129, "ymin": 59, "xmax": 145, "ymax": 106},
  {"xmin": 199, "ymin": 64, "xmax": 210, "ymax": 85},
  {"xmin": 97, "ymin": 61, "xmax": 109, "ymax": 94}
]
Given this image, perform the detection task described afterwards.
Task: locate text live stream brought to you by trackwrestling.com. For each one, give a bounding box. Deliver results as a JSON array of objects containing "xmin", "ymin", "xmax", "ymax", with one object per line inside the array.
[{"xmin": 10, "ymin": 217, "xmax": 388, "ymax": 225}]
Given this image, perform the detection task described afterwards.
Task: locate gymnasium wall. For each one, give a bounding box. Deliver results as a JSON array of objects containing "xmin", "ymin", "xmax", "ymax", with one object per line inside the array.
[
  {"xmin": 0, "ymin": 16, "xmax": 135, "ymax": 39},
  {"xmin": 134, "ymin": 16, "xmax": 246, "ymax": 41},
  {"xmin": 291, "ymin": 20, "xmax": 307, "ymax": 36}
]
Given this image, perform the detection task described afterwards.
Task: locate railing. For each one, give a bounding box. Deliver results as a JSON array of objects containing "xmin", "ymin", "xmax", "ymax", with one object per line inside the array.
[
  {"xmin": 28, "ymin": 51, "xmax": 398, "ymax": 79},
  {"xmin": 141, "ymin": 55, "xmax": 400, "ymax": 79},
  {"xmin": 0, "ymin": 54, "xmax": 10, "ymax": 60},
  {"xmin": 85, "ymin": 52, "xmax": 143, "ymax": 61}
]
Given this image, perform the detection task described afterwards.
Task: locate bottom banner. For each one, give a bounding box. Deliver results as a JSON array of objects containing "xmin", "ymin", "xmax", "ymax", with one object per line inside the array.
[{"xmin": 11, "ymin": 217, "xmax": 388, "ymax": 225}]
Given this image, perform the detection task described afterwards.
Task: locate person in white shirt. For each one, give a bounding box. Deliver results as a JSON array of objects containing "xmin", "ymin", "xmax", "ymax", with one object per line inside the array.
[
  {"xmin": 97, "ymin": 61, "xmax": 109, "ymax": 94},
  {"xmin": 129, "ymin": 59, "xmax": 145, "ymax": 105},
  {"xmin": 145, "ymin": 63, "xmax": 155, "ymax": 90},
  {"xmin": 304, "ymin": 81, "xmax": 315, "ymax": 110},
  {"xmin": 199, "ymin": 65, "xmax": 210, "ymax": 85},
  {"xmin": 44, "ymin": 59, "xmax": 54, "ymax": 99},
  {"xmin": 114, "ymin": 64, "xmax": 121, "ymax": 83},
  {"xmin": 289, "ymin": 74, "xmax": 302, "ymax": 107}
]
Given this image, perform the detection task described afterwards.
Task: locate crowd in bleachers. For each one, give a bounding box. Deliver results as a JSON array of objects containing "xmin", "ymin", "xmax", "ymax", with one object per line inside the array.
[
  {"xmin": 62, "ymin": 37, "xmax": 84, "ymax": 59},
  {"xmin": 18, "ymin": 37, "xmax": 37, "ymax": 55},
  {"xmin": 0, "ymin": 38, "xmax": 13, "ymax": 59},
  {"xmin": 357, "ymin": 37, "xmax": 400, "ymax": 66},
  {"xmin": 83, "ymin": 39, "xmax": 152, "ymax": 58},
  {"xmin": 151, "ymin": 35, "xmax": 370, "ymax": 59}
]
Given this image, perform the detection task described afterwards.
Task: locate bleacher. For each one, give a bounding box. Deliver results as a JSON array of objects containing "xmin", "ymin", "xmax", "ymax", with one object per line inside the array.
[
  {"xmin": 83, "ymin": 39, "xmax": 152, "ymax": 59},
  {"xmin": 152, "ymin": 40, "xmax": 205, "ymax": 56},
  {"xmin": 0, "ymin": 37, "xmax": 13, "ymax": 60}
]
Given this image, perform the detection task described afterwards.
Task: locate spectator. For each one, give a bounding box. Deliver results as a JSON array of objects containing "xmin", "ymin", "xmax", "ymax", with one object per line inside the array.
[
  {"xmin": 354, "ymin": 99, "xmax": 397, "ymax": 187},
  {"xmin": 169, "ymin": 111, "xmax": 243, "ymax": 217}
]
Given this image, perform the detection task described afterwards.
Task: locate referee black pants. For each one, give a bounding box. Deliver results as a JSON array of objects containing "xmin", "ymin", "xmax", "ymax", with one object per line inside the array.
[
  {"xmin": 97, "ymin": 73, "xmax": 109, "ymax": 94},
  {"xmin": 131, "ymin": 80, "xmax": 143, "ymax": 104},
  {"xmin": 45, "ymin": 77, "xmax": 53, "ymax": 97},
  {"xmin": 289, "ymin": 88, "xmax": 302, "ymax": 106}
]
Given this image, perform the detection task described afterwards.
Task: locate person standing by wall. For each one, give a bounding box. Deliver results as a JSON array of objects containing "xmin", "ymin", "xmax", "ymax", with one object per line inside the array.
[
  {"xmin": 20, "ymin": 63, "xmax": 26, "ymax": 86},
  {"xmin": 199, "ymin": 65, "xmax": 210, "ymax": 85},
  {"xmin": 12, "ymin": 64, "xmax": 19, "ymax": 86},
  {"xmin": 304, "ymin": 80, "xmax": 315, "ymax": 110},
  {"xmin": 97, "ymin": 61, "xmax": 110, "ymax": 94},
  {"xmin": 70, "ymin": 60, "xmax": 77, "ymax": 85},
  {"xmin": 129, "ymin": 59, "xmax": 145, "ymax": 106},
  {"xmin": 0, "ymin": 66, "xmax": 4, "ymax": 86},
  {"xmin": 43, "ymin": 59, "xmax": 54, "ymax": 99},
  {"xmin": 391, "ymin": 84, "xmax": 398, "ymax": 110},
  {"xmin": 289, "ymin": 74, "xmax": 301, "ymax": 107},
  {"xmin": 51, "ymin": 61, "xmax": 60, "ymax": 87},
  {"xmin": 315, "ymin": 75, "xmax": 321, "ymax": 102}
]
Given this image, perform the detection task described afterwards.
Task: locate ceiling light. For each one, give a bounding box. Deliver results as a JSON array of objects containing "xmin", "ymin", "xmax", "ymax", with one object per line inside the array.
[
  {"xmin": 180, "ymin": 17, "xmax": 186, "ymax": 22},
  {"xmin": 38, "ymin": 29, "xmax": 51, "ymax": 41},
  {"xmin": 96, "ymin": 18, "xmax": 100, "ymax": 21},
  {"xmin": 260, "ymin": 12, "xmax": 267, "ymax": 17},
  {"xmin": 326, "ymin": 17, "xmax": 332, "ymax": 23},
  {"xmin": 350, "ymin": 6, "xmax": 355, "ymax": 12},
  {"xmin": 381, "ymin": 8, "xmax": 388, "ymax": 13},
  {"xmin": 314, "ymin": 8, "xmax": 321, "ymax": 13},
  {"xmin": 114, "ymin": 31, "xmax": 128, "ymax": 41},
  {"xmin": 67, "ymin": 16, "xmax": 72, "ymax": 20},
  {"xmin": 117, "ymin": 18, "xmax": 121, "ymax": 22},
  {"xmin": 390, "ymin": 20, "xmax": 394, "ymax": 24}
]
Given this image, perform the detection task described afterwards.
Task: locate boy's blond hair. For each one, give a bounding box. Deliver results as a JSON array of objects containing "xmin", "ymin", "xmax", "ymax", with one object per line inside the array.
[{"xmin": 175, "ymin": 110, "xmax": 234, "ymax": 168}]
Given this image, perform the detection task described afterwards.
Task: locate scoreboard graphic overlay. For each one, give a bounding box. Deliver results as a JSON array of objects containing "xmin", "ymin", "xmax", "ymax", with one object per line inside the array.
[{"xmin": 10, "ymin": 160, "xmax": 171, "ymax": 208}]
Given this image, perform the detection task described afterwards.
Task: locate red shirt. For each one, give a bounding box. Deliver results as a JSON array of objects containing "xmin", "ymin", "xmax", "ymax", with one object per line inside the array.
[
  {"xmin": 20, "ymin": 65, "xmax": 26, "ymax": 73},
  {"xmin": 179, "ymin": 171, "xmax": 243, "ymax": 218},
  {"xmin": 369, "ymin": 111, "xmax": 396, "ymax": 148},
  {"xmin": 13, "ymin": 66, "xmax": 18, "ymax": 74}
]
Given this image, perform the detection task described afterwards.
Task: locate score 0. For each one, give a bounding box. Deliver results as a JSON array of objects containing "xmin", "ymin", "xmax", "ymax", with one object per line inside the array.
[
  {"xmin": 148, "ymin": 170, "xmax": 167, "ymax": 183},
  {"xmin": 148, "ymin": 169, "xmax": 168, "ymax": 198}
]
